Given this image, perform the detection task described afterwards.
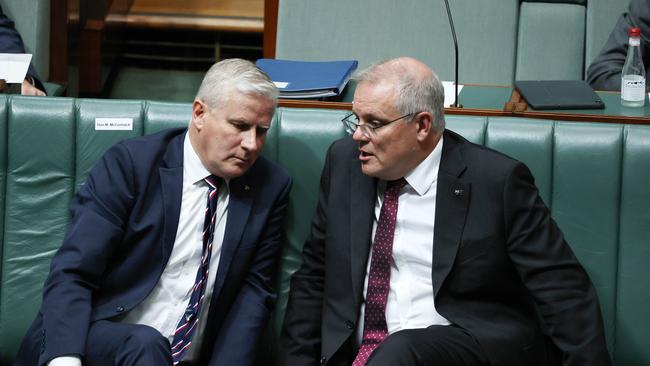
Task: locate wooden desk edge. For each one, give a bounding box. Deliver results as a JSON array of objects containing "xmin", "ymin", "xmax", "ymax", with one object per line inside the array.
[
  {"xmin": 107, "ymin": 13, "xmax": 264, "ymax": 33},
  {"xmin": 278, "ymin": 99, "xmax": 650, "ymax": 125}
]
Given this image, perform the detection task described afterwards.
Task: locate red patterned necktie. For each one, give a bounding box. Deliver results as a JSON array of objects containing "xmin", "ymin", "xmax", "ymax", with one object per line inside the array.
[
  {"xmin": 352, "ymin": 178, "xmax": 407, "ymax": 366},
  {"xmin": 170, "ymin": 175, "xmax": 221, "ymax": 364}
]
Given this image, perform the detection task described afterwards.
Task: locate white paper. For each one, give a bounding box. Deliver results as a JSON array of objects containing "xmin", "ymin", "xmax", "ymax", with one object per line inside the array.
[
  {"xmin": 95, "ymin": 118, "xmax": 133, "ymax": 131},
  {"xmin": 0, "ymin": 53, "xmax": 32, "ymax": 83},
  {"xmin": 442, "ymin": 81, "xmax": 464, "ymax": 107},
  {"xmin": 273, "ymin": 81, "xmax": 289, "ymax": 89}
]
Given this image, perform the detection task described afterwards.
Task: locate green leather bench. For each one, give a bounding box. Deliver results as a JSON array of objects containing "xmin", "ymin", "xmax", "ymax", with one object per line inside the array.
[{"xmin": 0, "ymin": 95, "xmax": 648, "ymax": 365}]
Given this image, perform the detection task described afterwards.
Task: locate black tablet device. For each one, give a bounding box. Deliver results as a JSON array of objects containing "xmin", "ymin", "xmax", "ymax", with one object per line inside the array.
[{"xmin": 514, "ymin": 80, "xmax": 605, "ymax": 110}]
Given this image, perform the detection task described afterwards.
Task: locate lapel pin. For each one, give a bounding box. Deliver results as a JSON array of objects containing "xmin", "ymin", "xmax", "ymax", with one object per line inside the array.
[
  {"xmin": 244, "ymin": 185, "xmax": 251, "ymax": 191},
  {"xmin": 454, "ymin": 188, "xmax": 464, "ymax": 196}
]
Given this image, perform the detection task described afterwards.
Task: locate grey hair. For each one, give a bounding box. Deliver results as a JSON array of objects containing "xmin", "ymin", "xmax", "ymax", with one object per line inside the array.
[
  {"xmin": 353, "ymin": 59, "xmax": 445, "ymax": 132},
  {"xmin": 195, "ymin": 58, "xmax": 278, "ymax": 108}
]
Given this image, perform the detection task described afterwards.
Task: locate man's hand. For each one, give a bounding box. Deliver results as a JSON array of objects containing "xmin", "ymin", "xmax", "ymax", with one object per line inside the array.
[{"xmin": 22, "ymin": 77, "xmax": 46, "ymax": 96}]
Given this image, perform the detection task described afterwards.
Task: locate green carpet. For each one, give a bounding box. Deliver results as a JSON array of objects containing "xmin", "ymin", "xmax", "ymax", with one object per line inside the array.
[{"xmin": 108, "ymin": 67, "xmax": 204, "ymax": 102}]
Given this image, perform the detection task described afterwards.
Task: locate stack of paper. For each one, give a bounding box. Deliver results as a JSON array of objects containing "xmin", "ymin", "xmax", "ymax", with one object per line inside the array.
[
  {"xmin": 256, "ymin": 59, "xmax": 358, "ymax": 99},
  {"xmin": 0, "ymin": 53, "xmax": 32, "ymax": 83}
]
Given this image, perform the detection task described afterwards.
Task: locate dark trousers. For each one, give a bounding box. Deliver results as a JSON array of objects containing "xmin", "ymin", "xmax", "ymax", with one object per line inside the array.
[
  {"xmin": 365, "ymin": 325, "xmax": 490, "ymax": 366},
  {"xmin": 83, "ymin": 320, "xmax": 172, "ymax": 366},
  {"xmin": 14, "ymin": 319, "xmax": 173, "ymax": 366}
]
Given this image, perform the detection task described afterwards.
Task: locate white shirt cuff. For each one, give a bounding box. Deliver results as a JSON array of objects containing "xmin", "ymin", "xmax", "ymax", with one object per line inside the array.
[{"xmin": 48, "ymin": 356, "xmax": 82, "ymax": 366}]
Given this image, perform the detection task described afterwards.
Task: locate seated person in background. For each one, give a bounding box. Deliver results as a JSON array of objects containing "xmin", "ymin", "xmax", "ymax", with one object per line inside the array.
[
  {"xmin": 280, "ymin": 57, "xmax": 612, "ymax": 366},
  {"xmin": 0, "ymin": 4, "xmax": 46, "ymax": 96},
  {"xmin": 587, "ymin": 0, "xmax": 650, "ymax": 91},
  {"xmin": 14, "ymin": 58, "xmax": 292, "ymax": 366}
]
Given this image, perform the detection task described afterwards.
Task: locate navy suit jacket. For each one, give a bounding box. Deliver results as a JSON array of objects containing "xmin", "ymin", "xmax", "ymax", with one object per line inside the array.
[
  {"xmin": 281, "ymin": 130, "xmax": 610, "ymax": 366},
  {"xmin": 16, "ymin": 128, "xmax": 292, "ymax": 365}
]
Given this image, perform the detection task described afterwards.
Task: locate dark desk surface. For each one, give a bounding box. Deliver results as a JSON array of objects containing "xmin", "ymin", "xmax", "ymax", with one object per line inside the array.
[{"xmin": 279, "ymin": 85, "xmax": 650, "ymax": 125}]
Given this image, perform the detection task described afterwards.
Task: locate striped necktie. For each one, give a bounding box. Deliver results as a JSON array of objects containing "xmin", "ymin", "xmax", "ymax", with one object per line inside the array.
[
  {"xmin": 171, "ymin": 174, "xmax": 222, "ymax": 364},
  {"xmin": 352, "ymin": 178, "xmax": 407, "ymax": 366}
]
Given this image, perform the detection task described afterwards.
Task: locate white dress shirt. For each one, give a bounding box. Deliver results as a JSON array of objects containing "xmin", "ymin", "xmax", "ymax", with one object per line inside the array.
[
  {"xmin": 49, "ymin": 133, "xmax": 228, "ymax": 366},
  {"xmin": 356, "ymin": 137, "xmax": 450, "ymax": 345}
]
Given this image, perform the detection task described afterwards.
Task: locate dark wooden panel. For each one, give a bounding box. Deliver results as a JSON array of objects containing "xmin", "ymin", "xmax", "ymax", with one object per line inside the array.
[
  {"xmin": 50, "ymin": 0, "xmax": 69, "ymax": 84},
  {"xmin": 263, "ymin": 0, "xmax": 278, "ymax": 58}
]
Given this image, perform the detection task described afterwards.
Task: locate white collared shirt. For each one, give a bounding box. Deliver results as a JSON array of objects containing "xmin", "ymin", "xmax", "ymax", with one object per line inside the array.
[
  {"xmin": 118, "ymin": 133, "xmax": 229, "ymax": 361},
  {"xmin": 356, "ymin": 137, "xmax": 450, "ymax": 345}
]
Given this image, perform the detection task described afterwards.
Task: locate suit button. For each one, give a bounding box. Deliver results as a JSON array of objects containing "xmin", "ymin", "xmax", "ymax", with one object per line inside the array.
[
  {"xmin": 320, "ymin": 356, "xmax": 327, "ymax": 365},
  {"xmin": 345, "ymin": 320, "xmax": 355, "ymax": 330},
  {"xmin": 116, "ymin": 306, "xmax": 125, "ymax": 313}
]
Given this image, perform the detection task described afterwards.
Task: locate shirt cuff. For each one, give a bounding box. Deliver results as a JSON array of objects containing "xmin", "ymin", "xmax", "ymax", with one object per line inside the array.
[{"xmin": 48, "ymin": 355, "xmax": 82, "ymax": 366}]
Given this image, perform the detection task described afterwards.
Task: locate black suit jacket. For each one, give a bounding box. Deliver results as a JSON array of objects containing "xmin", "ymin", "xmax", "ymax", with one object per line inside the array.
[
  {"xmin": 281, "ymin": 130, "xmax": 611, "ymax": 366},
  {"xmin": 587, "ymin": 0, "xmax": 650, "ymax": 91},
  {"xmin": 15, "ymin": 128, "xmax": 292, "ymax": 366}
]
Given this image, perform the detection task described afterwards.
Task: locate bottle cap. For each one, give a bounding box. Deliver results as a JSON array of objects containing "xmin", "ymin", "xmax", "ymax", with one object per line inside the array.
[{"xmin": 629, "ymin": 27, "xmax": 641, "ymax": 37}]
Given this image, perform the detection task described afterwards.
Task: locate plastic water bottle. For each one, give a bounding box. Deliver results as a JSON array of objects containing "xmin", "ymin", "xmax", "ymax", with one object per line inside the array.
[{"xmin": 621, "ymin": 27, "xmax": 646, "ymax": 107}]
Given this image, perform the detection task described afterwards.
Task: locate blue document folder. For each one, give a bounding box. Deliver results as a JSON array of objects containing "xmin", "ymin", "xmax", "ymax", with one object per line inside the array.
[{"xmin": 256, "ymin": 59, "xmax": 358, "ymax": 99}]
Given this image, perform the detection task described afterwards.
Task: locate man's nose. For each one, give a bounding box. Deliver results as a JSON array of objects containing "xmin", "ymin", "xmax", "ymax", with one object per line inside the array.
[
  {"xmin": 352, "ymin": 126, "xmax": 369, "ymax": 142},
  {"xmin": 241, "ymin": 129, "xmax": 260, "ymax": 151}
]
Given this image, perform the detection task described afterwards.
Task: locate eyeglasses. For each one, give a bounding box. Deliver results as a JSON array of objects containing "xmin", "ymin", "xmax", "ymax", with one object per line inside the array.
[{"xmin": 341, "ymin": 112, "xmax": 418, "ymax": 138}]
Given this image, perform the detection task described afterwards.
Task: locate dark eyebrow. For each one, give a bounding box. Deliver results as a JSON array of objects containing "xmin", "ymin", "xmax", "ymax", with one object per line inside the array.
[{"xmin": 353, "ymin": 111, "xmax": 383, "ymax": 123}]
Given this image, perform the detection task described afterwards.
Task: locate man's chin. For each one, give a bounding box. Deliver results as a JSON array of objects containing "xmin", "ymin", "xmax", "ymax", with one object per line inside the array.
[
  {"xmin": 360, "ymin": 163, "xmax": 380, "ymax": 178},
  {"xmin": 223, "ymin": 161, "xmax": 254, "ymax": 179}
]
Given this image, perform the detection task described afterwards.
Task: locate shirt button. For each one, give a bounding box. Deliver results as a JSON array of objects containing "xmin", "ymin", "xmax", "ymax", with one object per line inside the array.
[
  {"xmin": 345, "ymin": 320, "xmax": 355, "ymax": 330},
  {"xmin": 116, "ymin": 306, "xmax": 125, "ymax": 313}
]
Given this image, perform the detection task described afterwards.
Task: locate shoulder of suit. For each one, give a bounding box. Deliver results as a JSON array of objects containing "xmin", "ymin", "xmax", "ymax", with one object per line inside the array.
[
  {"xmin": 102, "ymin": 128, "xmax": 185, "ymax": 166},
  {"xmin": 328, "ymin": 136, "xmax": 357, "ymax": 157},
  {"xmin": 125, "ymin": 127, "xmax": 186, "ymax": 145}
]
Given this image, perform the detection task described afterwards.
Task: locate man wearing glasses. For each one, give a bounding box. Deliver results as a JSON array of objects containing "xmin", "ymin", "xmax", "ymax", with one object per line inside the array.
[{"xmin": 280, "ymin": 57, "xmax": 611, "ymax": 366}]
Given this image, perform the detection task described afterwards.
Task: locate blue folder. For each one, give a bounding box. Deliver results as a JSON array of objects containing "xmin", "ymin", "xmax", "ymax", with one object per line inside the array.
[{"xmin": 256, "ymin": 59, "xmax": 358, "ymax": 99}]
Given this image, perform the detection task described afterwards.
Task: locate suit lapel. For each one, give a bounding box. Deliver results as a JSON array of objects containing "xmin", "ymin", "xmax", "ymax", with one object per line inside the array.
[
  {"xmin": 159, "ymin": 132, "xmax": 185, "ymax": 263},
  {"xmin": 349, "ymin": 163, "xmax": 376, "ymax": 302},
  {"xmin": 433, "ymin": 132, "xmax": 470, "ymax": 296},
  {"xmin": 211, "ymin": 173, "xmax": 254, "ymax": 300}
]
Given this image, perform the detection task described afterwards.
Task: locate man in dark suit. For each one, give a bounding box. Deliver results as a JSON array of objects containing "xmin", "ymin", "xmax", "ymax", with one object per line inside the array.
[
  {"xmin": 587, "ymin": 0, "xmax": 650, "ymax": 91},
  {"xmin": 14, "ymin": 59, "xmax": 292, "ymax": 366},
  {"xmin": 280, "ymin": 57, "xmax": 611, "ymax": 366},
  {"xmin": 0, "ymin": 4, "xmax": 46, "ymax": 95}
]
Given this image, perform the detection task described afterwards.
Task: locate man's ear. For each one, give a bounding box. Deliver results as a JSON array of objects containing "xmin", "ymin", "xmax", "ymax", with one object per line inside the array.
[
  {"xmin": 191, "ymin": 100, "xmax": 207, "ymax": 130},
  {"xmin": 416, "ymin": 112, "xmax": 433, "ymax": 141}
]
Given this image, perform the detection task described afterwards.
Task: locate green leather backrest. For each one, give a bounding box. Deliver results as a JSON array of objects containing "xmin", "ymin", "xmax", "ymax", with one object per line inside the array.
[
  {"xmin": 269, "ymin": 108, "xmax": 348, "ymax": 331},
  {"xmin": 75, "ymin": 99, "xmax": 146, "ymax": 188},
  {"xmin": 617, "ymin": 125, "xmax": 650, "ymax": 366},
  {"xmin": 1, "ymin": 96, "xmax": 649, "ymax": 364},
  {"xmin": 0, "ymin": 96, "xmax": 75, "ymax": 363},
  {"xmin": 0, "ymin": 99, "xmax": 6, "ymax": 277}
]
